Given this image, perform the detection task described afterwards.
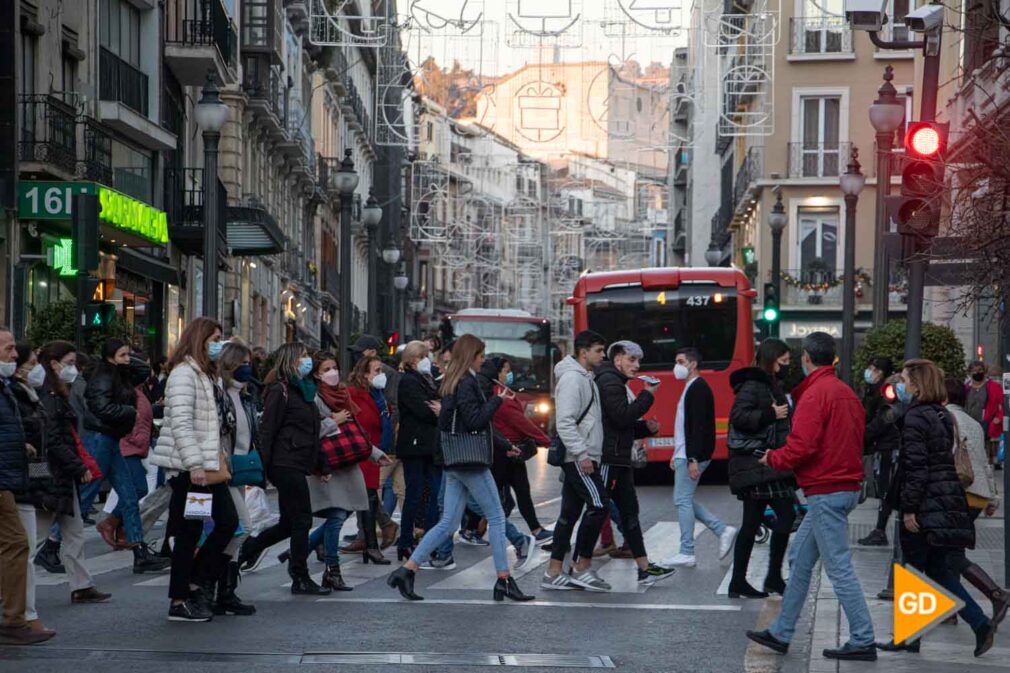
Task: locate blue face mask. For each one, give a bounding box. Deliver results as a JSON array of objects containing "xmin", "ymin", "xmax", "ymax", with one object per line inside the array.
[
  {"xmin": 505, "ymin": 371, "xmax": 514, "ymax": 387},
  {"xmin": 208, "ymin": 341, "xmax": 225, "ymax": 361},
  {"xmin": 863, "ymin": 369, "xmax": 875, "ymax": 385},
  {"xmin": 233, "ymin": 364, "xmax": 254, "ymax": 383},
  {"xmin": 801, "ymin": 361, "xmax": 812, "ymax": 377},
  {"xmin": 297, "ymin": 357, "xmax": 313, "ymax": 378},
  {"xmin": 895, "ymin": 382, "xmax": 913, "ymax": 404}
]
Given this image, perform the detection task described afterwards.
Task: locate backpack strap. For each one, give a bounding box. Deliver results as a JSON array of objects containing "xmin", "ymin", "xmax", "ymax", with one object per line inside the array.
[{"xmin": 575, "ymin": 383, "xmax": 596, "ymax": 426}]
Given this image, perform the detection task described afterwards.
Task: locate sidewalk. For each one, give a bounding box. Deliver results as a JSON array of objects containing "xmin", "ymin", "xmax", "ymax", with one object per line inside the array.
[{"xmin": 787, "ymin": 498, "xmax": 1010, "ymax": 673}]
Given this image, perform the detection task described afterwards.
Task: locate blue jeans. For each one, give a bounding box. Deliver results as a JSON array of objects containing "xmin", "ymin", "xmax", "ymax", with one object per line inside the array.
[
  {"xmin": 398, "ymin": 457, "xmax": 443, "ymax": 549},
  {"xmin": 382, "ymin": 477, "xmax": 397, "ymax": 515},
  {"xmin": 673, "ymin": 458, "xmax": 725, "ymax": 555},
  {"xmin": 435, "ymin": 475, "xmax": 454, "ymax": 558},
  {"xmin": 309, "ymin": 508, "xmax": 351, "ymax": 567},
  {"xmin": 770, "ymin": 491, "xmax": 875, "ymax": 647},
  {"xmin": 113, "ymin": 455, "xmax": 148, "ymax": 522},
  {"xmin": 411, "ymin": 468, "xmax": 510, "ymax": 573},
  {"xmin": 63, "ymin": 432, "xmax": 144, "ymax": 544}
]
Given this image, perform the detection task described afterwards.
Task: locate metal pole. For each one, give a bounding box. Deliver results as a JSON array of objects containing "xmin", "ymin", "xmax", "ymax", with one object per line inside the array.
[
  {"xmin": 75, "ymin": 271, "xmax": 88, "ymax": 351},
  {"xmin": 873, "ymin": 129, "xmax": 893, "ymax": 326},
  {"xmin": 841, "ymin": 193, "xmax": 857, "ymax": 385},
  {"xmin": 338, "ymin": 190, "xmax": 353, "ymax": 377},
  {"xmin": 771, "ymin": 228, "xmax": 782, "ymax": 339},
  {"xmin": 202, "ymin": 130, "xmax": 221, "ymax": 319},
  {"xmin": 366, "ymin": 223, "xmax": 378, "ymax": 336}
]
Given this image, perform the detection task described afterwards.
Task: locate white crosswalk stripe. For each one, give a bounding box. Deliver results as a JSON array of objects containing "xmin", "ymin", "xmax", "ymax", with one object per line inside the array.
[{"xmin": 716, "ymin": 541, "xmax": 772, "ymax": 596}]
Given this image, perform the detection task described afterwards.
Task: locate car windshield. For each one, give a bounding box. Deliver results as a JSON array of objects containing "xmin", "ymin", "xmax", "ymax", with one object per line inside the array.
[
  {"xmin": 585, "ymin": 285, "xmax": 739, "ymax": 371},
  {"xmin": 449, "ymin": 319, "xmax": 551, "ymax": 393}
]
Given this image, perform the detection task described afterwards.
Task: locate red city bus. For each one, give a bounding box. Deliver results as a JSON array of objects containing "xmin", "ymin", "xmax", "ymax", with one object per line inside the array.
[
  {"xmin": 568, "ymin": 268, "xmax": 756, "ymax": 463},
  {"xmin": 441, "ymin": 309, "xmax": 554, "ymax": 435}
]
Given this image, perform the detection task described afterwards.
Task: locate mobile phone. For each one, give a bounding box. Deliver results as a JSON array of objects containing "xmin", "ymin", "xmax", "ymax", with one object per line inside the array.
[
  {"xmin": 752, "ymin": 449, "xmax": 767, "ymax": 458},
  {"xmin": 638, "ymin": 376, "xmax": 661, "ymax": 385}
]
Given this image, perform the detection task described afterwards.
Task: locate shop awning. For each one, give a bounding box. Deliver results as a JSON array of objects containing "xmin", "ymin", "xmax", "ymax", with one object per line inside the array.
[{"xmin": 115, "ymin": 247, "xmax": 180, "ymax": 286}]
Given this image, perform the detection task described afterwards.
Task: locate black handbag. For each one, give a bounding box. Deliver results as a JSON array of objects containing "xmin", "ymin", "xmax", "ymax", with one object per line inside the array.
[
  {"xmin": 547, "ymin": 387, "xmax": 596, "ymax": 467},
  {"xmin": 440, "ymin": 408, "xmax": 492, "ymax": 468}
]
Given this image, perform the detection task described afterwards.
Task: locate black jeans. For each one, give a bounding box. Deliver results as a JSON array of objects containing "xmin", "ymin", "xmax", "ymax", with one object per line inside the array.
[
  {"xmin": 551, "ymin": 461, "xmax": 609, "ymax": 563},
  {"xmin": 875, "ymin": 453, "xmax": 896, "ymax": 531},
  {"xmin": 245, "ymin": 467, "xmax": 312, "ymax": 577},
  {"xmin": 600, "ymin": 464, "xmax": 646, "ymax": 559},
  {"xmin": 494, "ymin": 459, "xmax": 542, "ymax": 532},
  {"xmin": 732, "ymin": 496, "xmax": 794, "ymax": 587},
  {"xmin": 399, "ymin": 457, "xmax": 442, "ymax": 549},
  {"xmin": 947, "ymin": 508, "xmax": 983, "ymax": 576},
  {"xmin": 167, "ymin": 474, "xmax": 238, "ymax": 601}
]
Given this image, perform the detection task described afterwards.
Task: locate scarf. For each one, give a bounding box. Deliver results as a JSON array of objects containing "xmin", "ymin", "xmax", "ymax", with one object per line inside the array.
[
  {"xmin": 291, "ymin": 376, "xmax": 318, "ymax": 403},
  {"xmin": 318, "ymin": 381, "xmax": 360, "ymax": 416},
  {"xmin": 371, "ymin": 387, "xmax": 394, "ymax": 452}
]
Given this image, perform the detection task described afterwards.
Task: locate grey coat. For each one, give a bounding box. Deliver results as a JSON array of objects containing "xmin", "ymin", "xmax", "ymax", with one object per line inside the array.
[{"xmin": 305, "ymin": 396, "xmax": 377, "ymax": 514}]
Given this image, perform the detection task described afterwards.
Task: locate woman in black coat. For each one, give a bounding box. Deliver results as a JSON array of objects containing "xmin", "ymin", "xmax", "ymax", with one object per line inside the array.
[
  {"xmin": 878, "ymin": 359, "xmax": 996, "ymax": 657},
  {"xmin": 394, "ymin": 341, "xmax": 442, "ymax": 557},
  {"xmin": 726, "ymin": 338, "xmax": 795, "ymax": 599}
]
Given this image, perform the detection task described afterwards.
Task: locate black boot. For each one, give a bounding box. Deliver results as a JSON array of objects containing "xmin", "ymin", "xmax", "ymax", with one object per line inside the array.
[
  {"xmin": 728, "ymin": 581, "xmax": 769, "ymax": 599},
  {"xmin": 133, "ymin": 542, "xmax": 172, "ymax": 574},
  {"xmin": 974, "ymin": 621, "xmax": 996, "ymax": 657},
  {"xmin": 963, "ymin": 564, "xmax": 1009, "ymax": 628},
  {"xmin": 34, "ymin": 538, "xmax": 65, "ymax": 574},
  {"xmin": 322, "ymin": 565, "xmax": 352, "ymax": 592},
  {"xmin": 493, "ymin": 576, "xmax": 535, "ymax": 602},
  {"xmin": 763, "ymin": 575, "xmax": 787, "ymax": 596},
  {"xmin": 215, "ymin": 562, "xmax": 256, "ymax": 615},
  {"xmin": 387, "ymin": 567, "xmax": 423, "ymax": 601},
  {"xmin": 291, "ymin": 574, "xmax": 332, "ymax": 596}
]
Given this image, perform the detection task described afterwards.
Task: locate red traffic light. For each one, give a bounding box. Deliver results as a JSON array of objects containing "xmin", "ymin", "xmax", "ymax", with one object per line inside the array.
[
  {"xmin": 904, "ymin": 122, "xmax": 947, "ymax": 158},
  {"xmin": 882, "ymin": 383, "xmax": 897, "ymax": 402}
]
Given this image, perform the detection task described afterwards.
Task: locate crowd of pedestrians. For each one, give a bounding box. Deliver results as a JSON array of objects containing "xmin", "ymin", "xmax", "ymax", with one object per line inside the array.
[{"xmin": 0, "ymin": 318, "xmax": 1004, "ymax": 666}]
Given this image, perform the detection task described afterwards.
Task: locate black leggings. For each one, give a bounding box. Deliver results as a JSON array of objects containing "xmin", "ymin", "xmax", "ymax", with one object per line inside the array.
[
  {"xmin": 244, "ymin": 467, "xmax": 313, "ymax": 577},
  {"xmin": 167, "ymin": 474, "xmax": 238, "ymax": 600},
  {"xmin": 732, "ymin": 496, "xmax": 795, "ymax": 587},
  {"xmin": 494, "ymin": 460, "xmax": 542, "ymax": 532},
  {"xmin": 947, "ymin": 507, "xmax": 982, "ymax": 576},
  {"xmin": 875, "ymin": 453, "xmax": 896, "ymax": 531}
]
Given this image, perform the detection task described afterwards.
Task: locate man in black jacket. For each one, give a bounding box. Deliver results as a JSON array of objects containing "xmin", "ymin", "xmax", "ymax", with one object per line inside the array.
[
  {"xmin": 662, "ymin": 348, "xmax": 737, "ymax": 568},
  {"xmin": 596, "ymin": 341, "xmax": 676, "ymax": 585}
]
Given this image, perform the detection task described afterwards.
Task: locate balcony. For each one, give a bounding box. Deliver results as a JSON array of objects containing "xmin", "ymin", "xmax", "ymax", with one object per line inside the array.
[
  {"xmin": 778, "ymin": 267, "xmax": 883, "ymax": 308},
  {"xmin": 286, "ymin": 120, "xmax": 316, "ymax": 179},
  {"xmin": 100, "ymin": 47, "xmax": 148, "ymax": 116},
  {"xmin": 243, "ymin": 63, "xmax": 286, "ymax": 136},
  {"xmin": 787, "ymin": 141, "xmax": 851, "ymax": 179},
  {"xmin": 228, "ymin": 194, "xmax": 285, "ymax": 256},
  {"xmin": 18, "ymin": 94, "xmax": 77, "ymax": 177},
  {"xmin": 164, "ymin": 0, "xmax": 239, "ymax": 86},
  {"xmin": 241, "ymin": 0, "xmax": 284, "ymax": 64},
  {"xmin": 789, "ymin": 17, "xmax": 853, "ymax": 57},
  {"xmin": 733, "ymin": 147, "xmax": 762, "ymax": 213},
  {"xmin": 77, "ymin": 117, "xmax": 113, "ymax": 185}
]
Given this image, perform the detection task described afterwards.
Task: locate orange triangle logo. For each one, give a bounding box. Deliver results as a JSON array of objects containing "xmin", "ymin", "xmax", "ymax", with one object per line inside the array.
[{"xmin": 893, "ymin": 563, "xmax": 965, "ymax": 644}]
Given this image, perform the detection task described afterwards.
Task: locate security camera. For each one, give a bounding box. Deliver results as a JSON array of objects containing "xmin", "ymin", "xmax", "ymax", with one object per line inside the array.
[
  {"xmin": 843, "ymin": 0, "xmax": 888, "ymax": 32},
  {"xmin": 905, "ymin": 4, "xmax": 944, "ymax": 32}
]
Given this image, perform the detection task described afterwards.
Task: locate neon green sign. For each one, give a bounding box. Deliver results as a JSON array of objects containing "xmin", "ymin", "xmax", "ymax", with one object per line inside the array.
[
  {"xmin": 98, "ymin": 186, "xmax": 169, "ymax": 244},
  {"xmin": 50, "ymin": 238, "xmax": 77, "ymax": 277}
]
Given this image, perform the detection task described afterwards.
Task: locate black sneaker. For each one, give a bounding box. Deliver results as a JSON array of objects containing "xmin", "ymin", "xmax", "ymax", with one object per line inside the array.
[
  {"xmin": 823, "ymin": 643, "xmax": 877, "ymax": 661},
  {"xmin": 857, "ymin": 529, "xmax": 888, "ymax": 546},
  {"xmin": 638, "ymin": 564, "xmax": 677, "ymax": 585},
  {"xmin": 133, "ymin": 543, "xmax": 172, "ymax": 574},
  {"xmin": 238, "ymin": 545, "xmax": 269, "ymax": 573},
  {"xmin": 34, "ymin": 538, "xmax": 66, "ymax": 574},
  {"xmin": 746, "ymin": 629, "xmax": 789, "ymax": 654},
  {"xmin": 168, "ymin": 599, "xmax": 213, "ymax": 622}
]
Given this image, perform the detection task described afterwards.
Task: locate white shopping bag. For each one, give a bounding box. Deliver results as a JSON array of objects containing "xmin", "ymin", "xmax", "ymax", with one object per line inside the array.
[
  {"xmin": 245, "ymin": 486, "xmax": 276, "ymax": 534},
  {"xmin": 184, "ymin": 492, "xmax": 213, "ymax": 520}
]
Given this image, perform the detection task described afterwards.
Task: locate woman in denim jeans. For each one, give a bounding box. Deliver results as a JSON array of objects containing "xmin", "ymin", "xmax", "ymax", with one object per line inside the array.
[{"xmin": 387, "ymin": 335, "xmax": 535, "ymax": 603}]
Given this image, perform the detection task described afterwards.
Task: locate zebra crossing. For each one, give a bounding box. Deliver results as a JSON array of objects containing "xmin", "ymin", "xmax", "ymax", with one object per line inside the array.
[{"xmin": 34, "ymin": 519, "xmax": 770, "ymax": 605}]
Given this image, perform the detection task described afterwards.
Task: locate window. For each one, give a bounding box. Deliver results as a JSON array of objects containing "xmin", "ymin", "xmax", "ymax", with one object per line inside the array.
[
  {"xmin": 963, "ymin": 0, "xmax": 1000, "ymax": 75},
  {"xmin": 800, "ymin": 95, "xmax": 841, "ymax": 177},
  {"xmin": 798, "ymin": 206, "xmax": 839, "ymax": 272},
  {"xmin": 800, "ymin": 0, "xmax": 846, "ymax": 54},
  {"xmin": 20, "ymin": 32, "xmax": 36, "ymax": 97},
  {"xmin": 61, "ymin": 55, "xmax": 76, "ymax": 100},
  {"xmin": 100, "ymin": 0, "xmax": 141, "ymax": 66},
  {"xmin": 425, "ymin": 121, "xmax": 434, "ymax": 141},
  {"xmin": 888, "ymin": 0, "xmax": 910, "ymax": 43}
]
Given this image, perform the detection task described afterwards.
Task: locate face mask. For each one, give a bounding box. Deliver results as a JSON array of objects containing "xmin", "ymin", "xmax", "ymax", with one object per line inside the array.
[
  {"xmin": 416, "ymin": 357, "xmax": 432, "ymax": 375},
  {"xmin": 673, "ymin": 364, "xmax": 689, "ymax": 380},
  {"xmin": 864, "ymin": 369, "xmax": 875, "ymax": 385},
  {"xmin": 321, "ymin": 369, "xmax": 341, "ymax": 387},
  {"xmin": 208, "ymin": 341, "xmax": 225, "ymax": 361},
  {"xmin": 27, "ymin": 363, "xmax": 46, "ymax": 388},
  {"xmin": 371, "ymin": 372, "xmax": 388, "ymax": 390},
  {"xmin": 505, "ymin": 371, "xmax": 514, "ymax": 387},
  {"xmin": 971, "ymin": 372, "xmax": 986, "ymax": 382},
  {"xmin": 0, "ymin": 362, "xmax": 17, "ymax": 379},
  {"xmin": 233, "ymin": 364, "xmax": 254, "ymax": 384},
  {"xmin": 58, "ymin": 364, "xmax": 79, "ymax": 385},
  {"xmin": 801, "ymin": 361, "xmax": 812, "ymax": 377},
  {"xmin": 129, "ymin": 361, "xmax": 152, "ymax": 387},
  {"xmin": 895, "ymin": 382, "xmax": 913, "ymax": 404},
  {"xmin": 775, "ymin": 366, "xmax": 789, "ymax": 381},
  {"xmin": 297, "ymin": 357, "xmax": 314, "ymax": 378}
]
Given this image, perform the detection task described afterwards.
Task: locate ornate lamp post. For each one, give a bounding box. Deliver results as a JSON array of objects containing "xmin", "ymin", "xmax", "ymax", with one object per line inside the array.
[
  {"xmin": 334, "ymin": 149, "xmax": 359, "ymax": 376},
  {"xmin": 361, "ymin": 188, "xmax": 383, "ymax": 336},
  {"xmin": 196, "ymin": 72, "xmax": 229, "ymax": 319},
  {"xmin": 839, "ymin": 147, "xmax": 866, "ymax": 386},
  {"xmin": 768, "ymin": 191, "xmax": 787, "ymax": 338}
]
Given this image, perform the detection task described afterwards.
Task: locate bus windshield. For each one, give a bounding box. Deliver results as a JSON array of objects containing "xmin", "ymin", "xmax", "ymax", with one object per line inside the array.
[
  {"xmin": 449, "ymin": 319, "xmax": 551, "ymax": 393},
  {"xmin": 585, "ymin": 285, "xmax": 739, "ymax": 371}
]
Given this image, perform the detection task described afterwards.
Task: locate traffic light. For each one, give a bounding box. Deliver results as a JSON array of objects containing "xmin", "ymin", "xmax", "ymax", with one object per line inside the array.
[
  {"xmin": 84, "ymin": 302, "xmax": 116, "ymax": 330},
  {"xmin": 762, "ymin": 283, "xmax": 779, "ymax": 324},
  {"xmin": 885, "ymin": 121, "xmax": 948, "ymax": 240},
  {"xmin": 385, "ymin": 331, "xmax": 400, "ymax": 355}
]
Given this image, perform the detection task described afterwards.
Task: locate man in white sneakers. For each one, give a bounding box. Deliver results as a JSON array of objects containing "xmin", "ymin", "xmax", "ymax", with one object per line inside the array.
[{"xmin": 662, "ymin": 348, "xmax": 737, "ymax": 568}]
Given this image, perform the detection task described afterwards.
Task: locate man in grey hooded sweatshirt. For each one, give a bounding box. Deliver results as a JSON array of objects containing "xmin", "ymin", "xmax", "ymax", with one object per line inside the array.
[{"xmin": 542, "ymin": 330, "xmax": 610, "ymax": 592}]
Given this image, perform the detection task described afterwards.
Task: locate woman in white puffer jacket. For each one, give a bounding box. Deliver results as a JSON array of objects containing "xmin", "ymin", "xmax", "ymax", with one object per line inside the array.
[{"xmin": 150, "ymin": 317, "xmax": 238, "ymax": 623}]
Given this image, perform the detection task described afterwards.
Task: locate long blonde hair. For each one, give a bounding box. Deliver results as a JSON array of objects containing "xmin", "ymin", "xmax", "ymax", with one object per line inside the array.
[
  {"xmin": 439, "ymin": 334, "xmax": 484, "ymax": 397},
  {"xmin": 399, "ymin": 340, "xmax": 429, "ymax": 372},
  {"xmin": 265, "ymin": 342, "xmax": 305, "ymax": 384}
]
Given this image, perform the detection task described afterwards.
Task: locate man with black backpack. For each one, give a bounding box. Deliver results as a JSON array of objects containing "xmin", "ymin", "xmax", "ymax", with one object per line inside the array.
[{"xmin": 542, "ymin": 330, "xmax": 609, "ymax": 592}]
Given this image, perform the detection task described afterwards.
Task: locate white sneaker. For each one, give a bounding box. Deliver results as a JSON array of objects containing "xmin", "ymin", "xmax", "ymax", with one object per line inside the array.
[
  {"xmin": 659, "ymin": 553, "xmax": 696, "ymax": 568},
  {"xmin": 718, "ymin": 526, "xmax": 739, "ymax": 560}
]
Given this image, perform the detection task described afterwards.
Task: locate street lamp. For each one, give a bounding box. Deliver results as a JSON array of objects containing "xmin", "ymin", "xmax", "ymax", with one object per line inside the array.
[
  {"xmin": 381, "ymin": 244, "xmax": 401, "ymax": 265},
  {"xmin": 197, "ymin": 71, "xmax": 229, "ymax": 319},
  {"xmin": 393, "ymin": 267, "xmax": 409, "ymax": 291},
  {"xmin": 868, "ymin": 65, "xmax": 905, "ymax": 327},
  {"xmin": 362, "ymin": 188, "xmax": 382, "ymax": 337},
  {"xmin": 336, "ymin": 149, "xmax": 358, "ymax": 376},
  {"xmin": 839, "ymin": 147, "xmax": 865, "ymax": 387},
  {"xmin": 704, "ymin": 241, "xmax": 722, "ymax": 266},
  {"xmin": 768, "ymin": 191, "xmax": 787, "ymax": 338}
]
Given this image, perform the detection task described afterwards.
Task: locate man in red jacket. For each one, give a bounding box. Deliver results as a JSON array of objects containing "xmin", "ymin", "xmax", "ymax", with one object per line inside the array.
[{"xmin": 747, "ymin": 332, "xmax": 877, "ymax": 662}]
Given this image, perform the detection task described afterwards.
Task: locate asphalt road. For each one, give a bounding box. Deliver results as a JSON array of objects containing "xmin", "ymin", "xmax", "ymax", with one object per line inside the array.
[{"xmin": 1, "ymin": 457, "xmax": 772, "ymax": 673}]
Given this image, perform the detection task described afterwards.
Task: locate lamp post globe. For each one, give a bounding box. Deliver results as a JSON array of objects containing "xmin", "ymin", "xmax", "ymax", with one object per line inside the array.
[
  {"xmin": 382, "ymin": 245, "xmax": 401, "ymax": 265},
  {"xmin": 704, "ymin": 242, "xmax": 721, "ymax": 266},
  {"xmin": 768, "ymin": 192, "xmax": 787, "ymax": 235},
  {"xmin": 869, "ymin": 66, "xmax": 905, "ymax": 135},
  {"xmin": 362, "ymin": 189, "xmax": 383, "ymax": 228},
  {"xmin": 196, "ymin": 72, "xmax": 229, "ymax": 132},
  {"xmin": 393, "ymin": 272, "xmax": 409, "ymax": 291},
  {"xmin": 335, "ymin": 148, "xmax": 359, "ymax": 195}
]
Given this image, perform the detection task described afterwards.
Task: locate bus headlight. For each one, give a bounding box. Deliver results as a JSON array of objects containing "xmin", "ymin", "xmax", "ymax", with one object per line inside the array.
[{"xmin": 535, "ymin": 402, "xmax": 552, "ymax": 415}]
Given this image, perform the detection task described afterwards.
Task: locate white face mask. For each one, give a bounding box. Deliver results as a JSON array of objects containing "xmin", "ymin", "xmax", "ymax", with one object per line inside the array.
[
  {"xmin": 0, "ymin": 361, "xmax": 17, "ymax": 379},
  {"xmin": 416, "ymin": 357, "xmax": 432, "ymax": 375},
  {"xmin": 58, "ymin": 364, "xmax": 79, "ymax": 385},
  {"xmin": 673, "ymin": 363, "xmax": 690, "ymax": 381},
  {"xmin": 27, "ymin": 363, "xmax": 46, "ymax": 388},
  {"xmin": 371, "ymin": 372, "xmax": 388, "ymax": 390},
  {"xmin": 321, "ymin": 369, "xmax": 341, "ymax": 387}
]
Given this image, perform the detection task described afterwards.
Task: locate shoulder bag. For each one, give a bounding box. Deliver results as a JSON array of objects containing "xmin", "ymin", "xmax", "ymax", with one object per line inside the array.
[
  {"xmin": 440, "ymin": 406, "xmax": 492, "ymax": 468},
  {"xmin": 547, "ymin": 386, "xmax": 596, "ymax": 467},
  {"xmin": 320, "ymin": 419, "xmax": 373, "ymax": 471},
  {"xmin": 949, "ymin": 412, "xmax": 974, "ymax": 489}
]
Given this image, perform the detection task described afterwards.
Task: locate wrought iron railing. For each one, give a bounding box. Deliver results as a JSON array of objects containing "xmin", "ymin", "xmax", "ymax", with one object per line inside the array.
[
  {"xmin": 18, "ymin": 94, "xmax": 77, "ymax": 173},
  {"xmin": 165, "ymin": 0, "xmax": 238, "ymax": 69},
  {"xmin": 789, "ymin": 17, "xmax": 853, "ymax": 55},
  {"xmin": 99, "ymin": 47, "xmax": 149, "ymax": 115},
  {"xmin": 733, "ymin": 147, "xmax": 762, "ymax": 211},
  {"xmin": 787, "ymin": 141, "xmax": 851, "ymax": 179},
  {"xmin": 243, "ymin": 62, "xmax": 284, "ymax": 120}
]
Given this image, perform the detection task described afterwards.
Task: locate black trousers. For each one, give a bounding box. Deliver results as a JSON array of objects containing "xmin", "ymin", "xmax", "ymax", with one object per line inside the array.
[
  {"xmin": 875, "ymin": 452, "xmax": 896, "ymax": 531},
  {"xmin": 244, "ymin": 466, "xmax": 312, "ymax": 577},
  {"xmin": 731, "ymin": 496, "xmax": 794, "ymax": 587},
  {"xmin": 551, "ymin": 461, "xmax": 609, "ymax": 563},
  {"xmin": 167, "ymin": 474, "xmax": 238, "ymax": 600},
  {"xmin": 947, "ymin": 508, "xmax": 982, "ymax": 576},
  {"xmin": 494, "ymin": 459, "xmax": 542, "ymax": 532},
  {"xmin": 600, "ymin": 464, "xmax": 646, "ymax": 559}
]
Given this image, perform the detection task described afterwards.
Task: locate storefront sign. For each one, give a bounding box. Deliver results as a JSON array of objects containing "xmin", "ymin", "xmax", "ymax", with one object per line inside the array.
[
  {"xmin": 17, "ymin": 181, "xmax": 168, "ymax": 245},
  {"xmin": 48, "ymin": 237, "xmax": 76, "ymax": 276},
  {"xmin": 780, "ymin": 320, "xmax": 842, "ymax": 339}
]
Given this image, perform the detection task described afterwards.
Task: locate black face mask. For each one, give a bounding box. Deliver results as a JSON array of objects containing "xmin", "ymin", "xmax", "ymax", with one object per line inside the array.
[
  {"xmin": 971, "ymin": 372, "xmax": 986, "ymax": 382},
  {"xmin": 775, "ymin": 366, "xmax": 789, "ymax": 380}
]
